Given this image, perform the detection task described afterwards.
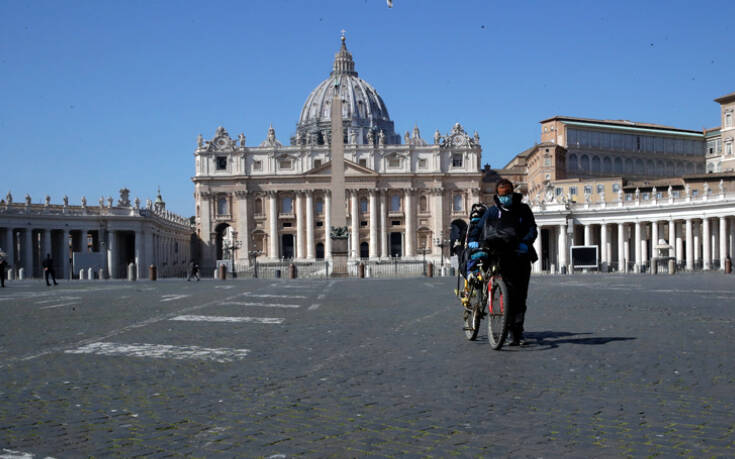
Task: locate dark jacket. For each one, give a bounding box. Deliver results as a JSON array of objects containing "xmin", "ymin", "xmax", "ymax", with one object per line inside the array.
[{"xmin": 471, "ymin": 192, "xmax": 538, "ymax": 262}]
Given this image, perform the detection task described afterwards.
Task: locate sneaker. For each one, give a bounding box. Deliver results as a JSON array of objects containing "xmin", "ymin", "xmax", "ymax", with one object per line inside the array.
[{"xmin": 508, "ymin": 331, "xmax": 526, "ymax": 346}]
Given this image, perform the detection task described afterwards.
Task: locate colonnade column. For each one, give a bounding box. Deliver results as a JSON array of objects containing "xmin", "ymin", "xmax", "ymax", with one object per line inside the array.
[
  {"xmin": 719, "ymin": 217, "xmax": 728, "ymax": 271},
  {"xmin": 268, "ymin": 192, "xmax": 279, "ymax": 259},
  {"xmin": 675, "ymin": 222, "xmax": 683, "ymax": 264},
  {"xmin": 651, "ymin": 221, "xmax": 659, "ymax": 262},
  {"xmin": 368, "ymin": 190, "xmax": 378, "ymax": 259},
  {"xmin": 22, "ymin": 228, "xmax": 33, "ymax": 277},
  {"xmin": 305, "ymin": 191, "xmax": 314, "ymax": 259},
  {"xmin": 63, "ymin": 230, "xmax": 71, "ymax": 279},
  {"xmin": 350, "ymin": 191, "xmax": 359, "ymax": 258},
  {"xmin": 583, "ymin": 224, "xmax": 591, "ymax": 246},
  {"xmin": 295, "ymin": 192, "xmax": 304, "ymax": 259},
  {"xmin": 693, "ymin": 221, "xmax": 701, "ymax": 267},
  {"xmin": 685, "ymin": 218, "xmax": 693, "ymax": 271},
  {"xmin": 107, "ymin": 230, "xmax": 117, "ymax": 279},
  {"xmin": 617, "ymin": 223, "xmax": 625, "ymax": 272},
  {"xmin": 668, "ymin": 219, "xmax": 676, "ymax": 258},
  {"xmin": 135, "ymin": 230, "xmax": 143, "ymax": 278},
  {"xmin": 702, "ymin": 217, "xmax": 711, "ymax": 270},
  {"xmin": 634, "ymin": 221, "xmax": 642, "ymax": 271},
  {"xmin": 5, "ymin": 229, "xmax": 14, "ymax": 272},
  {"xmin": 379, "ymin": 190, "xmax": 388, "ymax": 258},
  {"xmin": 600, "ymin": 223, "xmax": 608, "ymax": 270},
  {"xmin": 404, "ymin": 189, "xmax": 415, "ymax": 257},
  {"xmin": 236, "ymin": 190, "xmax": 250, "ymax": 265},
  {"xmin": 558, "ymin": 223, "xmax": 567, "ymax": 271},
  {"xmin": 324, "ymin": 192, "xmax": 332, "ymax": 259},
  {"xmin": 532, "ymin": 226, "xmax": 542, "ymax": 273},
  {"xmin": 43, "ymin": 229, "xmax": 51, "ymax": 261}
]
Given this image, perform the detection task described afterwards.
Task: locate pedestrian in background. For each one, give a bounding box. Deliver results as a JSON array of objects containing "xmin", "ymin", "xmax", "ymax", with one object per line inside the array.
[
  {"xmin": 42, "ymin": 253, "xmax": 58, "ymax": 286},
  {"xmin": 187, "ymin": 260, "xmax": 200, "ymax": 281},
  {"xmin": 0, "ymin": 250, "xmax": 7, "ymax": 288}
]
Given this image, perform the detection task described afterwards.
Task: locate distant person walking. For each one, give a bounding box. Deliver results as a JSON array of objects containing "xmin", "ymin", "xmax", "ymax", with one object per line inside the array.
[
  {"xmin": 0, "ymin": 250, "xmax": 7, "ymax": 288},
  {"xmin": 187, "ymin": 260, "xmax": 200, "ymax": 281},
  {"xmin": 42, "ymin": 253, "xmax": 58, "ymax": 286}
]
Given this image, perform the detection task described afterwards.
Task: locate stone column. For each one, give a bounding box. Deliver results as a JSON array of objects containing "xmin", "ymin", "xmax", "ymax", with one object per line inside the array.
[
  {"xmin": 62, "ymin": 230, "xmax": 71, "ymax": 279},
  {"xmin": 719, "ymin": 216, "xmax": 728, "ymax": 271},
  {"xmin": 405, "ymin": 189, "xmax": 415, "ymax": 257},
  {"xmin": 22, "ymin": 228, "xmax": 33, "ymax": 277},
  {"xmin": 295, "ymin": 192, "xmax": 304, "ymax": 259},
  {"xmin": 350, "ymin": 190, "xmax": 359, "ymax": 258},
  {"xmin": 583, "ymin": 224, "xmax": 591, "ymax": 246},
  {"xmin": 43, "ymin": 229, "xmax": 52, "ymax": 261},
  {"xmin": 533, "ymin": 226, "xmax": 542, "ymax": 273},
  {"xmin": 693, "ymin": 221, "xmax": 701, "ymax": 268},
  {"xmin": 600, "ymin": 223, "xmax": 608, "ymax": 270},
  {"xmin": 558, "ymin": 223, "xmax": 568, "ymax": 271},
  {"xmin": 236, "ymin": 190, "xmax": 250, "ymax": 265},
  {"xmin": 685, "ymin": 218, "xmax": 693, "ymax": 271},
  {"xmin": 380, "ymin": 190, "xmax": 388, "ymax": 258},
  {"xmin": 268, "ymin": 192, "xmax": 279, "ymax": 259},
  {"xmin": 107, "ymin": 230, "xmax": 117, "ymax": 279},
  {"xmin": 305, "ymin": 191, "xmax": 314, "ymax": 259},
  {"xmin": 634, "ymin": 221, "xmax": 641, "ymax": 271},
  {"xmin": 5, "ymin": 228, "xmax": 14, "ymax": 272},
  {"xmin": 368, "ymin": 190, "xmax": 378, "ymax": 258},
  {"xmin": 668, "ymin": 219, "xmax": 676, "ymax": 258},
  {"xmin": 144, "ymin": 231, "xmax": 153, "ymax": 272},
  {"xmin": 324, "ymin": 191, "xmax": 332, "ymax": 259},
  {"xmin": 676, "ymin": 222, "xmax": 683, "ymax": 264},
  {"xmin": 431, "ymin": 188, "xmax": 444, "ymax": 258},
  {"xmin": 702, "ymin": 217, "xmax": 711, "ymax": 271},
  {"xmin": 135, "ymin": 230, "xmax": 143, "ymax": 278},
  {"xmin": 617, "ymin": 223, "xmax": 625, "ymax": 272}
]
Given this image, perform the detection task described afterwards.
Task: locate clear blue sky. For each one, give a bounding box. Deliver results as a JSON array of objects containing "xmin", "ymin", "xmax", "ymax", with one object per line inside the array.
[{"xmin": 2, "ymin": 0, "xmax": 733, "ymax": 216}]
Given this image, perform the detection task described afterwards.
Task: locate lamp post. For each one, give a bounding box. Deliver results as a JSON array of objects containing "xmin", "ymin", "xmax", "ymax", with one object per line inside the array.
[
  {"xmin": 434, "ymin": 231, "xmax": 451, "ymax": 270},
  {"xmin": 418, "ymin": 247, "xmax": 430, "ymax": 276},
  {"xmin": 249, "ymin": 234, "xmax": 267, "ymax": 278}
]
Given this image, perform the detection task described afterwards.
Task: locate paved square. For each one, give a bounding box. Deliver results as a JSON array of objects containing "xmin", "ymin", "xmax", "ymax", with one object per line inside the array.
[{"xmin": 1, "ymin": 274, "xmax": 734, "ymax": 457}]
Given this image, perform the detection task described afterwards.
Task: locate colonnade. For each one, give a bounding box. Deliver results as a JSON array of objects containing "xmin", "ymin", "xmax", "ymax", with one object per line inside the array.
[{"xmin": 532, "ymin": 215, "xmax": 735, "ymax": 273}]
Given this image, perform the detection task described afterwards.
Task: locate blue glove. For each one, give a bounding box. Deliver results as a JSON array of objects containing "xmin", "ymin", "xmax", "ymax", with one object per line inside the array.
[
  {"xmin": 517, "ymin": 242, "xmax": 529, "ymax": 254},
  {"xmin": 468, "ymin": 241, "xmax": 479, "ymax": 249}
]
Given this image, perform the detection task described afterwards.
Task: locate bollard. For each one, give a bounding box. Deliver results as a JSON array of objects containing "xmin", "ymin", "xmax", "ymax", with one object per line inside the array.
[
  {"xmin": 668, "ymin": 258, "xmax": 676, "ymax": 275},
  {"xmin": 275, "ymin": 269, "xmax": 281, "ymax": 279},
  {"xmin": 99, "ymin": 268, "xmax": 105, "ymax": 280},
  {"xmin": 218, "ymin": 264, "xmax": 227, "ymax": 280},
  {"xmin": 440, "ymin": 266, "xmax": 447, "ymax": 277},
  {"xmin": 8, "ymin": 269, "xmax": 14, "ymax": 280},
  {"xmin": 725, "ymin": 256, "xmax": 732, "ymax": 274},
  {"xmin": 149, "ymin": 264, "xmax": 157, "ymax": 281},
  {"xmin": 560, "ymin": 265, "xmax": 566, "ymax": 275},
  {"xmin": 127, "ymin": 262, "xmax": 136, "ymax": 281},
  {"xmin": 365, "ymin": 265, "xmax": 371, "ymax": 278},
  {"xmin": 18, "ymin": 267, "xmax": 24, "ymax": 280},
  {"xmin": 426, "ymin": 262, "xmax": 433, "ymax": 278},
  {"xmin": 289, "ymin": 263, "xmax": 296, "ymax": 279},
  {"xmin": 79, "ymin": 269, "xmax": 86, "ymax": 280},
  {"xmin": 651, "ymin": 258, "xmax": 658, "ymax": 275},
  {"xmin": 213, "ymin": 269, "xmax": 219, "ymax": 280},
  {"xmin": 88, "ymin": 267, "xmax": 94, "ymax": 280},
  {"xmin": 358, "ymin": 262, "xmax": 365, "ymax": 278}
]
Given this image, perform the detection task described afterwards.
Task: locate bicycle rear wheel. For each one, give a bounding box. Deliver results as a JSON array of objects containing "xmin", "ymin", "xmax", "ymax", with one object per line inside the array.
[
  {"xmin": 487, "ymin": 275, "xmax": 510, "ymax": 349},
  {"xmin": 463, "ymin": 283, "xmax": 481, "ymax": 341}
]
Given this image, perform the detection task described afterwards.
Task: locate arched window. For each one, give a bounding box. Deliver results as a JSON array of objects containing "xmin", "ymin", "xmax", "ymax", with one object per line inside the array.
[
  {"xmin": 453, "ymin": 194, "xmax": 463, "ymax": 212},
  {"xmin": 635, "ymin": 159, "xmax": 644, "ymax": 174},
  {"xmin": 603, "ymin": 157, "xmax": 612, "ymax": 173},
  {"xmin": 419, "ymin": 195, "xmax": 428, "ymax": 213},
  {"xmin": 360, "ymin": 242, "xmax": 369, "ymax": 258},
  {"xmin": 254, "ymin": 198, "xmax": 263, "ymax": 216},
  {"xmin": 625, "ymin": 158, "xmax": 633, "ymax": 174},
  {"xmin": 217, "ymin": 197, "xmax": 228, "ymax": 216},
  {"xmin": 591, "ymin": 156, "xmax": 601, "ymax": 174},
  {"xmin": 580, "ymin": 155, "xmax": 590, "ymax": 173},
  {"xmin": 390, "ymin": 195, "xmax": 401, "ymax": 212},
  {"xmin": 646, "ymin": 160, "xmax": 654, "ymax": 175},
  {"xmin": 614, "ymin": 157, "xmax": 623, "ymax": 174},
  {"xmin": 568, "ymin": 153, "xmax": 578, "ymax": 171},
  {"xmin": 686, "ymin": 162, "xmax": 694, "ymax": 174},
  {"xmin": 666, "ymin": 160, "xmax": 674, "ymax": 176}
]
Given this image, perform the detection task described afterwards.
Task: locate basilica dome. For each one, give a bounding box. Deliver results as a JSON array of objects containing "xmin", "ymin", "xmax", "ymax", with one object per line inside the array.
[{"xmin": 292, "ymin": 36, "xmax": 400, "ymax": 146}]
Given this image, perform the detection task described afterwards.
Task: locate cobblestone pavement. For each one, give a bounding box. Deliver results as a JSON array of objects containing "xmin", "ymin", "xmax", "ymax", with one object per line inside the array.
[{"xmin": 0, "ymin": 273, "xmax": 733, "ymax": 457}]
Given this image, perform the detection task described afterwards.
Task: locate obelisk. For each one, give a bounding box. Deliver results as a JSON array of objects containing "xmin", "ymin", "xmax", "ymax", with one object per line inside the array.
[{"xmin": 329, "ymin": 74, "xmax": 349, "ymax": 276}]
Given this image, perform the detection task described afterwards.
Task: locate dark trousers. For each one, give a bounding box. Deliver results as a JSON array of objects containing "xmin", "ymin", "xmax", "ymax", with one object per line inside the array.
[
  {"xmin": 502, "ymin": 255, "xmax": 532, "ymax": 333},
  {"xmin": 45, "ymin": 268, "xmax": 57, "ymax": 285},
  {"xmin": 1, "ymin": 269, "xmax": 4, "ymax": 287}
]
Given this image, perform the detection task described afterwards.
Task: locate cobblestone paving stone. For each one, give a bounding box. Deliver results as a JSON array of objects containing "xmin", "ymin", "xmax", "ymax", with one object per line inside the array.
[{"xmin": 0, "ymin": 274, "xmax": 734, "ymax": 457}]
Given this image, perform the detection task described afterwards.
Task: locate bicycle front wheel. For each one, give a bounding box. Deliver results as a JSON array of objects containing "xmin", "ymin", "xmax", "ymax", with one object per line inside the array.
[
  {"xmin": 487, "ymin": 276, "xmax": 510, "ymax": 350},
  {"xmin": 463, "ymin": 283, "xmax": 481, "ymax": 341}
]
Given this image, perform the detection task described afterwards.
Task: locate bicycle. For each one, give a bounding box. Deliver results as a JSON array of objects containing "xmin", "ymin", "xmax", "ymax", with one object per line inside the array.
[{"xmin": 457, "ymin": 242, "xmax": 512, "ymax": 350}]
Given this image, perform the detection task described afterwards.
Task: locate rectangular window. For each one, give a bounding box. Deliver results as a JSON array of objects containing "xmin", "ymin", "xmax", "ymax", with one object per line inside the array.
[
  {"xmin": 315, "ymin": 200, "xmax": 323, "ymax": 215},
  {"xmin": 727, "ymin": 142, "xmax": 733, "ymax": 156},
  {"xmin": 253, "ymin": 160, "xmax": 262, "ymax": 171},
  {"xmin": 418, "ymin": 158, "xmax": 427, "ymax": 169},
  {"xmin": 279, "ymin": 159, "xmax": 292, "ymax": 170},
  {"xmin": 282, "ymin": 222, "xmax": 292, "ymax": 228},
  {"xmin": 584, "ymin": 185, "xmax": 592, "ymax": 194},
  {"xmin": 313, "ymin": 159, "xmax": 322, "ymax": 168},
  {"xmin": 316, "ymin": 221, "xmax": 323, "ymax": 227},
  {"xmin": 625, "ymin": 193, "xmax": 632, "ymax": 201},
  {"xmin": 453, "ymin": 194, "xmax": 463, "ymax": 211},
  {"xmin": 726, "ymin": 113, "xmax": 733, "ymax": 128},
  {"xmin": 216, "ymin": 156, "xmax": 227, "ymax": 170},
  {"xmin": 281, "ymin": 197, "xmax": 293, "ymax": 214},
  {"xmin": 358, "ymin": 159, "xmax": 367, "ymax": 167},
  {"xmin": 673, "ymin": 190, "xmax": 680, "ymax": 198},
  {"xmin": 642, "ymin": 192, "xmax": 650, "ymax": 200},
  {"xmin": 388, "ymin": 158, "xmax": 401, "ymax": 168},
  {"xmin": 555, "ymin": 187, "xmax": 563, "ymax": 196},
  {"xmin": 390, "ymin": 195, "xmax": 401, "ymax": 212},
  {"xmin": 452, "ymin": 154, "xmax": 463, "ymax": 168},
  {"xmin": 544, "ymin": 157, "xmax": 551, "ymax": 166},
  {"xmin": 391, "ymin": 220, "xmax": 401, "ymax": 226},
  {"xmin": 569, "ymin": 186, "xmax": 577, "ymax": 196},
  {"xmin": 360, "ymin": 221, "xmax": 368, "ymax": 227},
  {"xmin": 656, "ymin": 192, "xmax": 663, "ymax": 199},
  {"xmin": 596, "ymin": 184, "xmax": 604, "ymax": 193},
  {"xmin": 692, "ymin": 189, "xmax": 699, "ymax": 198},
  {"xmin": 612, "ymin": 183, "xmax": 620, "ymax": 192}
]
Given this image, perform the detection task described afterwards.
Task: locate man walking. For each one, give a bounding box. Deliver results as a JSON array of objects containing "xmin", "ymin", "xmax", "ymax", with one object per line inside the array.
[
  {"xmin": 0, "ymin": 250, "xmax": 7, "ymax": 288},
  {"xmin": 187, "ymin": 260, "xmax": 200, "ymax": 281},
  {"xmin": 42, "ymin": 253, "xmax": 58, "ymax": 286}
]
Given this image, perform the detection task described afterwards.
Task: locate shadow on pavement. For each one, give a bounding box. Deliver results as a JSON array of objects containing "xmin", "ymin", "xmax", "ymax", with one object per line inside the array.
[{"xmin": 525, "ymin": 331, "xmax": 636, "ymax": 349}]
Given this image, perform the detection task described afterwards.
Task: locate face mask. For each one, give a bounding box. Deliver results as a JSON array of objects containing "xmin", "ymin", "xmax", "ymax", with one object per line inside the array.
[{"xmin": 498, "ymin": 195, "xmax": 512, "ymax": 207}]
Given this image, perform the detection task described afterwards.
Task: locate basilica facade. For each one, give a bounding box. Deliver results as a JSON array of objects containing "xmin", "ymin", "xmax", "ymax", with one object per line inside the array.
[{"xmin": 193, "ymin": 37, "xmax": 482, "ymax": 272}]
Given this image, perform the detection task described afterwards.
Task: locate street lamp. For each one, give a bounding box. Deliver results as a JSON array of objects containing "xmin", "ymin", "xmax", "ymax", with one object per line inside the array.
[
  {"xmin": 434, "ymin": 231, "xmax": 451, "ymax": 268},
  {"xmin": 418, "ymin": 246, "xmax": 430, "ymax": 276}
]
